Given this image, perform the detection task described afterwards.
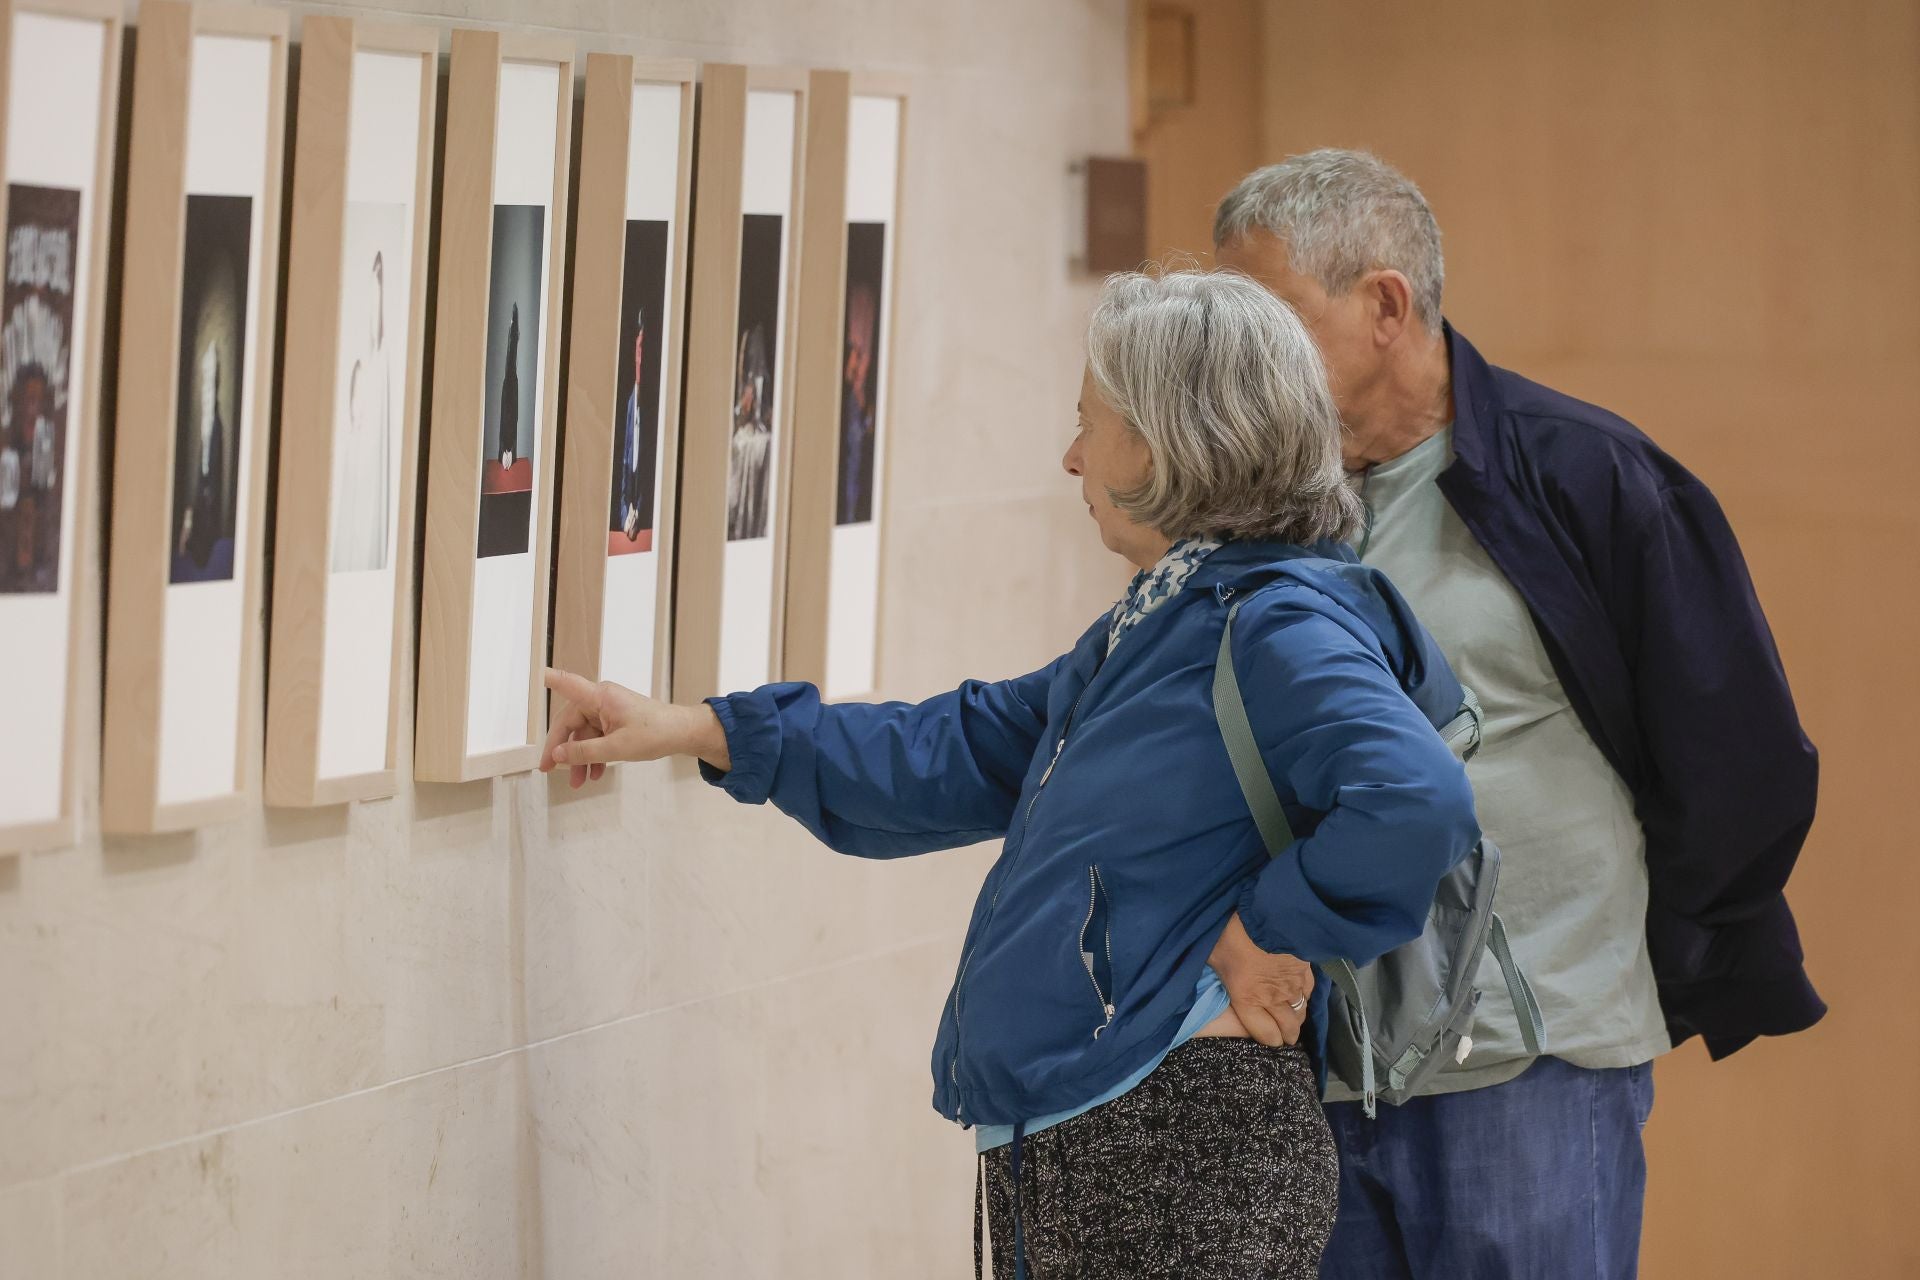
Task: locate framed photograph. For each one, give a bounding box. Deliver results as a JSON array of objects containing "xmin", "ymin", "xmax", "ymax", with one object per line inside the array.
[
  {"xmin": 263, "ymin": 18, "xmax": 437, "ymax": 807},
  {"xmin": 413, "ymin": 29, "xmax": 573, "ymax": 783},
  {"xmin": 785, "ymin": 72, "xmax": 905, "ymax": 699},
  {"xmin": 671, "ymin": 64, "xmax": 808, "ymax": 704},
  {"xmin": 100, "ymin": 1, "xmax": 287, "ymax": 835},
  {"xmin": 550, "ymin": 54, "xmax": 694, "ymax": 711},
  {"xmin": 0, "ymin": 0, "xmax": 122, "ymax": 853}
]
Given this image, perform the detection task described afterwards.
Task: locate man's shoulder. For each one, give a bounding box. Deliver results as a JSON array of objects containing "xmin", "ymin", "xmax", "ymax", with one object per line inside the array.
[{"xmin": 1481, "ymin": 359, "xmax": 1700, "ymax": 498}]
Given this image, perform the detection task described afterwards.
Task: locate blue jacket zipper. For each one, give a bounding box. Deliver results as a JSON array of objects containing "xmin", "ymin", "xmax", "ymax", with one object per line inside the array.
[{"xmin": 944, "ymin": 680, "xmax": 1094, "ymax": 1120}]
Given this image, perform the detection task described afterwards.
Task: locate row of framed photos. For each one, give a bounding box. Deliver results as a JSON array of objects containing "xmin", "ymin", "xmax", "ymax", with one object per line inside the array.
[{"xmin": 0, "ymin": 0, "xmax": 906, "ymax": 846}]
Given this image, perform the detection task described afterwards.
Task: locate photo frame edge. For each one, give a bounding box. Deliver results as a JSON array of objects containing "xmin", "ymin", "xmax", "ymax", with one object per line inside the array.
[
  {"xmin": 225, "ymin": 6, "xmax": 290, "ymax": 810},
  {"xmin": 413, "ymin": 26, "xmax": 501, "ymax": 783},
  {"xmin": 667, "ymin": 62, "xmax": 748, "ymax": 708},
  {"xmin": 782, "ymin": 68, "xmax": 852, "ymax": 691},
  {"xmin": 263, "ymin": 14, "xmax": 353, "ymax": 808},
  {"xmin": 859, "ymin": 83, "xmax": 909, "ymax": 700},
  {"xmin": 651, "ymin": 72, "xmax": 697, "ymax": 702},
  {"xmin": 0, "ymin": 0, "xmax": 124, "ymax": 849},
  {"xmin": 763, "ymin": 72, "xmax": 811, "ymax": 684},
  {"xmin": 99, "ymin": 0, "xmax": 193, "ymax": 835},
  {"xmin": 551, "ymin": 51, "xmax": 632, "ymax": 698},
  {"xmin": 518, "ymin": 43, "xmax": 574, "ymax": 758}
]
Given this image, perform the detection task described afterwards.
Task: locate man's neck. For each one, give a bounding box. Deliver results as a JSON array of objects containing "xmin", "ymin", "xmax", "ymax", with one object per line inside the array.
[{"xmin": 1343, "ymin": 332, "xmax": 1455, "ymax": 472}]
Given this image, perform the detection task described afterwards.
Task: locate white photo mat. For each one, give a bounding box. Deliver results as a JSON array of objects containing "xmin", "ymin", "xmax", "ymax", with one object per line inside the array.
[
  {"xmin": 716, "ymin": 88, "xmax": 795, "ymax": 696},
  {"xmin": 314, "ymin": 47, "xmax": 424, "ymax": 781},
  {"xmin": 824, "ymin": 93, "xmax": 900, "ymax": 700},
  {"xmin": 465, "ymin": 58, "xmax": 560, "ymax": 756},
  {"xmin": 597, "ymin": 79, "xmax": 682, "ymax": 698},
  {"xmin": 0, "ymin": 9, "xmax": 106, "ymax": 828},
  {"xmin": 156, "ymin": 32, "xmax": 272, "ymax": 807}
]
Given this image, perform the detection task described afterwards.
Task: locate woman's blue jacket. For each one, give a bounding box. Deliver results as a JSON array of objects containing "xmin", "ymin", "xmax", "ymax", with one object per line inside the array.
[{"xmin": 702, "ymin": 540, "xmax": 1481, "ymax": 1127}]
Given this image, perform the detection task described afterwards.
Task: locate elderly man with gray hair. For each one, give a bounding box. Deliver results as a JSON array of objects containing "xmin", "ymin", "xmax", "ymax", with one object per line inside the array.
[{"xmin": 1216, "ymin": 149, "xmax": 1824, "ymax": 1277}]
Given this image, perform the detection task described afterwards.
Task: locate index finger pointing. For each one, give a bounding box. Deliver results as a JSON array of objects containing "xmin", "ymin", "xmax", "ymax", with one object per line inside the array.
[{"xmin": 543, "ymin": 666, "xmax": 600, "ymax": 711}]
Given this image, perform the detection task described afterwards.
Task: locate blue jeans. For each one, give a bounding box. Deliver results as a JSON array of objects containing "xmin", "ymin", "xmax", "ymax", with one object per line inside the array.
[{"xmin": 1321, "ymin": 1057, "xmax": 1656, "ymax": 1280}]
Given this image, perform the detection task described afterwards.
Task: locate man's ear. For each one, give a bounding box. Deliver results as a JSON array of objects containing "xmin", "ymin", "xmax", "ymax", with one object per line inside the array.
[{"xmin": 1366, "ymin": 269, "xmax": 1416, "ymax": 348}]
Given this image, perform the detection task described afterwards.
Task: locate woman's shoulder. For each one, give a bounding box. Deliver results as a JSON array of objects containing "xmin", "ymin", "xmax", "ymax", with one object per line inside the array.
[
  {"xmin": 1228, "ymin": 573, "xmax": 1388, "ymax": 665},
  {"xmin": 1226, "ymin": 553, "xmax": 1465, "ymax": 726},
  {"xmin": 1224, "ymin": 552, "xmax": 1437, "ymax": 671}
]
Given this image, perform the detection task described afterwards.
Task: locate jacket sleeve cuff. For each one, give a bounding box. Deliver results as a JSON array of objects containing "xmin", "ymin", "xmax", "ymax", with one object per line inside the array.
[
  {"xmin": 697, "ymin": 692, "xmax": 780, "ymax": 805},
  {"xmin": 1234, "ymin": 876, "xmax": 1297, "ymax": 957},
  {"xmin": 1661, "ymin": 967, "xmax": 1828, "ymax": 1060}
]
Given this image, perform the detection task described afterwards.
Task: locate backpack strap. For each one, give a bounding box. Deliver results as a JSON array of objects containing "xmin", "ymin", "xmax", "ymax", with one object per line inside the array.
[
  {"xmin": 1487, "ymin": 912, "xmax": 1547, "ymax": 1057},
  {"xmin": 1213, "ymin": 598, "xmax": 1378, "ymax": 1117},
  {"xmin": 1212, "ymin": 599, "xmax": 1294, "ymax": 857},
  {"xmin": 1322, "ymin": 958, "xmax": 1378, "ymax": 1118}
]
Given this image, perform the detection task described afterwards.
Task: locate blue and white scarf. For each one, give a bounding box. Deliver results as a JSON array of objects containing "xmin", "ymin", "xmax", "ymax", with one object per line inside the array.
[{"xmin": 1107, "ymin": 537, "xmax": 1224, "ymax": 654}]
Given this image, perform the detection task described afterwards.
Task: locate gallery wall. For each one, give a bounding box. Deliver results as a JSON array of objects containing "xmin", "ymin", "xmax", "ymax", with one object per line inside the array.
[
  {"xmin": 1257, "ymin": 0, "xmax": 1920, "ymax": 1273},
  {"xmin": 1129, "ymin": 0, "xmax": 1262, "ymax": 267},
  {"xmin": 0, "ymin": 2, "xmax": 1131, "ymax": 1277}
]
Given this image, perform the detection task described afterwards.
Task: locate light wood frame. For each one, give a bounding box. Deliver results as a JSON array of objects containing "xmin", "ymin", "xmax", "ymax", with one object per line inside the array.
[
  {"xmin": 549, "ymin": 53, "xmax": 694, "ymax": 705},
  {"xmin": 413, "ymin": 29, "xmax": 574, "ymax": 783},
  {"xmin": 670, "ymin": 63, "xmax": 809, "ymax": 705},
  {"xmin": 100, "ymin": 0, "xmax": 288, "ymax": 835},
  {"xmin": 782, "ymin": 72, "xmax": 908, "ymax": 696},
  {"xmin": 0, "ymin": 0, "xmax": 123, "ymax": 852},
  {"xmin": 263, "ymin": 18, "xmax": 438, "ymax": 807}
]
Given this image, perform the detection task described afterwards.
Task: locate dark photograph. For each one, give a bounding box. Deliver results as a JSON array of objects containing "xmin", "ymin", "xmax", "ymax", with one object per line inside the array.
[
  {"xmin": 608, "ymin": 218, "xmax": 669, "ymax": 556},
  {"xmin": 836, "ymin": 222, "xmax": 886, "ymax": 528},
  {"xmin": 477, "ymin": 203, "xmax": 545, "ymax": 559},
  {"xmin": 170, "ymin": 193, "xmax": 252, "ymax": 585},
  {"xmin": 0, "ymin": 183, "xmax": 80, "ymax": 594},
  {"xmin": 726, "ymin": 213, "xmax": 782, "ymax": 543}
]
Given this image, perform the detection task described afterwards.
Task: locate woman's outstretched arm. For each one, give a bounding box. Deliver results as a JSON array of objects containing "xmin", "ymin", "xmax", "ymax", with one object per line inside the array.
[{"xmin": 541, "ymin": 660, "xmax": 1062, "ymax": 859}]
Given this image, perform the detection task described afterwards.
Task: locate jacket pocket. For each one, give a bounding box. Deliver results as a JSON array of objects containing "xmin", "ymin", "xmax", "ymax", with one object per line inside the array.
[{"xmin": 1079, "ymin": 865, "xmax": 1117, "ymax": 1039}]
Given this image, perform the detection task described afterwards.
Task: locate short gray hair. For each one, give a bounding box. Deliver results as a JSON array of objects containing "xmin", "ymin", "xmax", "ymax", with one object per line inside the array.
[
  {"xmin": 1213, "ymin": 149, "xmax": 1445, "ymax": 332},
  {"xmin": 1086, "ymin": 269, "xmax": 1363, "ymax": 546}
]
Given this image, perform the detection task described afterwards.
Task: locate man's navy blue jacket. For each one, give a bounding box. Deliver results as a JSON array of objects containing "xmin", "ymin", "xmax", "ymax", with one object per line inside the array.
[{"xmin": 1439, "ymin": 326, "xmax": 1824, "ymax": 1058}]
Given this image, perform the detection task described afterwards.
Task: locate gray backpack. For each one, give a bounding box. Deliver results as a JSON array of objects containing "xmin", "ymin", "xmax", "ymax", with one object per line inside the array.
[{"xmin": 1212, "ymin": 599, "xmax": 1546, "ymax": 1117}]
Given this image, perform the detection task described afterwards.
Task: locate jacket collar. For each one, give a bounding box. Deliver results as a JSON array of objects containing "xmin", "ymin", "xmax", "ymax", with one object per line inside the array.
[{"xmin": 1441, "ymin": 322, "xmax": 1504, "ymax": 485}]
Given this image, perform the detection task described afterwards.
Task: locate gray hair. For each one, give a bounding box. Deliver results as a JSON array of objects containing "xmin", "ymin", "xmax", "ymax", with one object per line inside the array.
[
  {"xmin": 1213, "ymin": 149, "xmax": 1445, "ymax": 332},
  {"xmin": 1086, "ymin": 269, "xmax": 1363, "ymax": 546}
]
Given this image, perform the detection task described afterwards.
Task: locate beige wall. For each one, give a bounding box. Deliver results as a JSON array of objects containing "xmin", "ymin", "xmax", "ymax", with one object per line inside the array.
[
  {"xmin": 1132, "ymin": 0, "xmax": 1264, "ymax": 265},
  {"xmin": 1260, "ymin": 0, "xmax": 1920, "ymax": 1274},
  {"xmin": 0, "ymin": 2, "xmax": 1129, "ymax": 1275}
]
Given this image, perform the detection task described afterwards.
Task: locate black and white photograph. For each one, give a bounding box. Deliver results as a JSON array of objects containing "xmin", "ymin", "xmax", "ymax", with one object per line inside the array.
[
  {"xmin": 328, "ymin": 201, "xmax": 406, "ymax": 573},
  {"xmin": 169, "ymin": 193, "xmax": 252, "ymax": 585},
  {"xmin": 836, "ymin": 221, "xmax": 885, "ymax": 528},
  {"xmin": 727, "ymin": 212, "xmax": 781, "ymax": 542},
  {"xmin": 0, "ymin": 183, "xmax": 80, "ymax": 594},
  {"xmin": 477, "ymin": 202, "xmax": 544, "ymax": 559},
  {"xmin": 608, "ymin": 217, "xmax": 668, "ymax": 556}
]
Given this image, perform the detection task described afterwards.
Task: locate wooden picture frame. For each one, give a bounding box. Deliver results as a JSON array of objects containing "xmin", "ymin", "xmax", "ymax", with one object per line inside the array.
[
  {"xmin": 100, "ymin": 0, "xmax": 288, "ymax": 835},
  {"xmin": 413, "ymin": 29, "xmax": 573, "ymax": 783},
  {"xmin": 785, "ymin": 71, "xmax": 906, "ymax": 699},
  {"xmin": 550, "ymin": 53, "xmax": 694, "ymax": 711},
  {"xmin": 0, "ymin": 0, "xmax": 123, "ymax": 852},
  {"xmin": 263, "ymin": 17, "xmax": 438, "ymax": 807},
  {"xmin": 671, "ymin": 63, "xmax": 808, "ymax": 705}
]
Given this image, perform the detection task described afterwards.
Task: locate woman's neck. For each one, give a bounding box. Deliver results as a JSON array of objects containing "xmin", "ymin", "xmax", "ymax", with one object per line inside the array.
[{"xmin": 1125, "ymin": 532, "xmax": 1175, "ymax": 574}]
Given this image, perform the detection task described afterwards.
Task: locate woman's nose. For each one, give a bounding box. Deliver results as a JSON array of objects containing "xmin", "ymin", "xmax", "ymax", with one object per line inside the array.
[{"xmin": 1062, "ymin": 441, "xmax": 1082, "ymax": 477}]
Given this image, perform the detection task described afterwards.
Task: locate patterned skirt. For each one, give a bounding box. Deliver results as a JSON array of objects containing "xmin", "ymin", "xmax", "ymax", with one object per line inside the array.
[{"xmin": 978, "ymin": 1038, "xmax": 1338, "ymax": 1279}]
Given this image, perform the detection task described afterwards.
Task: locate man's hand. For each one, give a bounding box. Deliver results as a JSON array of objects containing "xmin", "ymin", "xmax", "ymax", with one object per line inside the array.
[
  {"xmin": 539, "ymin": 668, "xmax": 732, "ymax": 787},
  {"xmin": 1208, "ymin": 911, "xmax": 1315, "ymax": 1046}
]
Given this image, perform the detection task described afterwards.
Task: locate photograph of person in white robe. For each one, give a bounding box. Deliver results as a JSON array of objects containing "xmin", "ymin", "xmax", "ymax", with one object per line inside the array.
[
  {"xmin": 329, "ymin": 202, "xmax": 408, "ymax": 574},
  {"xmin": 726, "ymin": 212, "xmax": 781, "ymax": 543}
]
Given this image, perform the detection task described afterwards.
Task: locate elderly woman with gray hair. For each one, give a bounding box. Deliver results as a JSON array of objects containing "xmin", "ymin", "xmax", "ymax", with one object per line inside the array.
[{"xmin": 540, "ymin": 269, "xmax": 1479, "ymax": 1279}]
